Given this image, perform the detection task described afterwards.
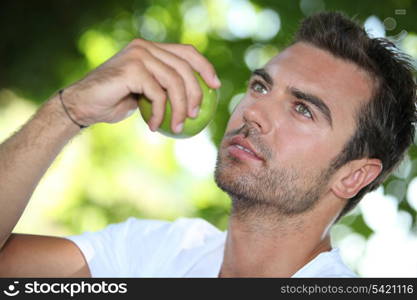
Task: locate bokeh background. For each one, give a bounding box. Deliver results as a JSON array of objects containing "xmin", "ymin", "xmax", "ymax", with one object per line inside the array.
[{"xmin": 1, "ymin": 0, "xmax": 417, "ymax": 277}]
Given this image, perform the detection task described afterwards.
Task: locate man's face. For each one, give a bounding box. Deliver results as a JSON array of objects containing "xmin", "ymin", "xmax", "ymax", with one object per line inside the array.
[{"xmin": 214, "ymin": 42, "xmax": 373, "ymax": 217}]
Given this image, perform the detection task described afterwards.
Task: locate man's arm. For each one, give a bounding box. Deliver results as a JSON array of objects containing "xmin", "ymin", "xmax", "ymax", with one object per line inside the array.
[
  {"xmin": 0, "ymin": 39, "xmax": 221, "ymax": 277},
  {"xmin": 0, "ymin": 96, "xmax": 90, "ymax": 277}
]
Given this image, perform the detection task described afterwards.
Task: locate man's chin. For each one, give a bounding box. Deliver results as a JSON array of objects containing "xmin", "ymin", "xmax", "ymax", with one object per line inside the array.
[
  {"xmin": 214, "ymin": 160, "xmax": 237, "ymax": 194},
  {"xmin": 214, "ymin": 162, "xmax": 253, "ymax": 200}
]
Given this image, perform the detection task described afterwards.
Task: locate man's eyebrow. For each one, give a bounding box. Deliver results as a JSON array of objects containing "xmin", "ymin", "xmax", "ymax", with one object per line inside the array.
[
  {"xmin": 252, "ymin": 68, "xmax": 273, "ymax": 86},
  {"xmin": 288, "ymin": 86, "xmax": 333, "ymax": 127}
]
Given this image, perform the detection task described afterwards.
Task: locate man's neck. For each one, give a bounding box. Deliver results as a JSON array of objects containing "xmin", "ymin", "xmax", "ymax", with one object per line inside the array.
[{"xmin": 218, "ymin": 210, "xmax": 333, "ymax": 277}]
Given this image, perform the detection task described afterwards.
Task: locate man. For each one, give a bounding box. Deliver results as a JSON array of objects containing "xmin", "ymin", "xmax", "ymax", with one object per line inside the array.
[{"xmin": 0, "ymin": 12, "xmax": 415, "ymax": 277}]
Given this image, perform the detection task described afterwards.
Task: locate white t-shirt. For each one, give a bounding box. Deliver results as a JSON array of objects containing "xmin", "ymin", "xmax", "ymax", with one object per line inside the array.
[{"xmin": 66, "ymin": 217, "xmax": 356, "ymax": 277}]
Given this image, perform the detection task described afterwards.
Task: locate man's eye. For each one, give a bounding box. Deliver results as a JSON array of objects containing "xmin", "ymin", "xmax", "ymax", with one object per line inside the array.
[
  {"xmin": 250, "ymin": 80, "xmax": 268, "ymax": 95},
  {"xmin": 294, "ymin": 102, "xmax": 313, "ymax": 119}
]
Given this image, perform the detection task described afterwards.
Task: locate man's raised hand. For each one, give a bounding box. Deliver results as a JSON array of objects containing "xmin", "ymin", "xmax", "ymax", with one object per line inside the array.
[{"xmin": 62, "ymin": 39, "xmax": 221, "ymax": 133}]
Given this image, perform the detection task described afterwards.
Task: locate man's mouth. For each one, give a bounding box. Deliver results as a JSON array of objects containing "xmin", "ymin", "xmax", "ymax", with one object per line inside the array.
[
  {"xmin": 234, "ymin": 144, "xmax": 254, "ymax": 154},
  {"xmin": 227, "ymin": 135, "xmax": 264, "ymax": 162}
]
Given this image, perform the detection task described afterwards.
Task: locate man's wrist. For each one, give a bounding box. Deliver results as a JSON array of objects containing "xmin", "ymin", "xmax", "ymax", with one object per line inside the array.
[
  {"xmin": 58, "ymin": 90, "xmax": 89, "ymax": 129},
  {"xmin": 39, "ymin": 93, "xmax": 83, "ymax": 136},
  {"xmin": 58, "ymin": 85, "xmax": 93, "ymax": 127}
]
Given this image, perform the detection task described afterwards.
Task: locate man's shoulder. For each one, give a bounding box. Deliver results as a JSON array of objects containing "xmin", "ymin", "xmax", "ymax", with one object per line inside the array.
[
  {"xmin": 66, "ymin": 217, "xmax": 226, "ymax": 277},
  {"xmin": 67, "ymin": 216, "xmax": 224, "ymax": 249},
  {"xmin": 124, "ymin": 217, "xmax": 222, "ymax": 234},
  {"xmin": 293, "ymin": 248, "xmax": 357, "ymax": 278},
  {"xmin": 112, "ymin": 216, "xmax": 225, "ymax": 246}
]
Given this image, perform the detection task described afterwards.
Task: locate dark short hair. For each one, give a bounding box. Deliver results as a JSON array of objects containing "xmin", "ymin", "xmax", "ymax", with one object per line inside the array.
[{"xmin": 295, "ymin": 12, "xmax": 417, "ymax": 219}]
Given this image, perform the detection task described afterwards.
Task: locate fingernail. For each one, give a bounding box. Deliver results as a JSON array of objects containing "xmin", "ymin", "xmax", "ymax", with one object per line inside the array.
[
  {"xmin": 175, "ymin": 122, "xmax": 184, "ymax": 133},
  {"xmin": 214, "ymin": 74, "xmax": 221, "ymax": 87},
  {"xmin": 149, "ymin": 117, "xmax": 155, "ymax": 131},
  {"xmin": 191, "ymin": 106, "xmax": 200, "ymax": 118}
]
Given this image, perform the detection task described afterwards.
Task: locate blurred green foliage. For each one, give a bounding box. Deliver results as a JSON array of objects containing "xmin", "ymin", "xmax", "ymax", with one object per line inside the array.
[{"xmin": 1, "ymin": 0, "xmax": 416, "ymax": 243}]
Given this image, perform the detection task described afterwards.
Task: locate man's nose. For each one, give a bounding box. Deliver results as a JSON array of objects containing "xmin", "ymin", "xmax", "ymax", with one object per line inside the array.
[{"xmin": 242, "ymin": 98, "xmax": 277, "ymax": 135}]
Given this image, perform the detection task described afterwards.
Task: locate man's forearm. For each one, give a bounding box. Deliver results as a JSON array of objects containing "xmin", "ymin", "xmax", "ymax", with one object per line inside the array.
[{"xmin": 0, "ymin": 93, "xmax": 80, "ymax": 248}]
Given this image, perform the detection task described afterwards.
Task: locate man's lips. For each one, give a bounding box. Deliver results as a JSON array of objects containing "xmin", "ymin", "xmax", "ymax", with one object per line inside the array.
[{"xmin": 227, "ymin": 135, "xmax": 264, "ymax": 161}]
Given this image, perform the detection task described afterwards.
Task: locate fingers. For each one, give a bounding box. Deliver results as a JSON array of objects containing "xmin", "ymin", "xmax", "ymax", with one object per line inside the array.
[
  {"xmin": 141, "ymin": 81, "xmax": 167, "ymax": 132},
  {"xmin": 142, "ymin": 57, "xmax": 187, "ymax": 133},
  {"xmin": 158, "ymin": 43, "xmax": 221, "ymax": 90},
  {"xmin": 127, "ymin": 63, "xmax": 166, "ymax": 131},
  {"xmin": 126, "ymin": 39, "xmax": 221, "ymax": 133},
  {"xmin": 139, "ymin": 42, "xmax": 203, "ymax": 119},
  {"xmin": 127, "ymin": 49, "xmax": 187, "ymax": 133}
]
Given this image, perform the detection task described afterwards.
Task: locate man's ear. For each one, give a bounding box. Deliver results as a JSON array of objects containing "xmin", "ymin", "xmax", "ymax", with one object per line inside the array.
[{"xmin": 331, "ymin": 158, "xmax": 382, "ymax": 199}]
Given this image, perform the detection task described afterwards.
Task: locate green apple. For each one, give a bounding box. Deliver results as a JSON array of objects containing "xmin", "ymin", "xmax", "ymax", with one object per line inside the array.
[{"xmin": 138, "ymin": 73, "xmax": 218, "ymax": 138}]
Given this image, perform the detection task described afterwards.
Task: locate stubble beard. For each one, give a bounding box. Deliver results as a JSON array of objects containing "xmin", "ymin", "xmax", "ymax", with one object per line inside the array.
[{"xmin": 214, "ymin": 133, "xmax": 334, "ymax": 221}]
